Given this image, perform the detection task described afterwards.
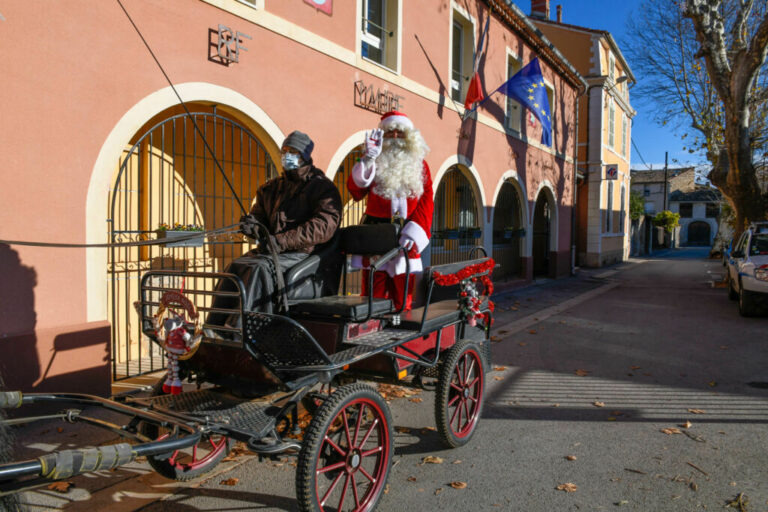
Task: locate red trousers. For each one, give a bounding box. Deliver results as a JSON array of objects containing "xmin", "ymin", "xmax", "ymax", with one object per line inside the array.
[{"xmin": 361, "ymin": 270, "xmax": 416, "ymax": 311}]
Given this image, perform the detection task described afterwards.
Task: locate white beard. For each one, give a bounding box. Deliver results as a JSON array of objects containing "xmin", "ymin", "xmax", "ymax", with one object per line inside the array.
[{"xmin": 372, "ymin": 130, "xmax": 429, "ymax": 200}]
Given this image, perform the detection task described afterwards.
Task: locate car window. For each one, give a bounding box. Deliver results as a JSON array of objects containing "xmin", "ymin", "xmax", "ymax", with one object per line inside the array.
[
  {"xmin": 748, "ymin": 233, "xmax": 768, "ymax": 256},
  {"xmin": 735, "ymin": 233, "xmax": 747, "ymax": 253}
]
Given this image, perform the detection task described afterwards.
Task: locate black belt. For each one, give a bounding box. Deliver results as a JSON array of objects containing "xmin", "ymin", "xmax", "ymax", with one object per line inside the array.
[{"xmin": 362, "ymin": 214, "xmax": 405, "ymax": 229}]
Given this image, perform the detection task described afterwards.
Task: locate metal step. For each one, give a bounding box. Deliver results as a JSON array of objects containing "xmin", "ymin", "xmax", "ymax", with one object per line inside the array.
[
  {"xmin": 342, "ymin": 327, "xmax": 418, "ymax": 348},
  {"xmin": 148, "ymin": 389, "xmax": 276, "ymax": 439}
]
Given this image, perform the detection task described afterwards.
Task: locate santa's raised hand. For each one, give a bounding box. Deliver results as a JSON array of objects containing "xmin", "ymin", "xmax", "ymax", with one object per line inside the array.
[{"xmin": 364, "ymin": 129, "xmax": 383, "ymax": 160}]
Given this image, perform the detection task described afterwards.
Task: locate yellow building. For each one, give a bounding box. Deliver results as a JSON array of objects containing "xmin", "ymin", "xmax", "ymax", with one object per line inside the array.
[{"xmin": 531, "ymin": 0, "xmax": 637, "ymax": 267}]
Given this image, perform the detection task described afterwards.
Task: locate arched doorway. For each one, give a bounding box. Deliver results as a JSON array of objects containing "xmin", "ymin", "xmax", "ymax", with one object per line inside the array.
[
  {"xmin": 687, "ymin": 221, "xmax": 711, "ymax": 246},
  {"xmin": 108, "ymin": 104, "xmax": 277, "ymax": 380},
  {"xmin": 332, "ymin": 145, "xmax": 366, "ymax": 294},
  {"xmin": 432, "ymin": 166, "xmax": 482, "ymax": 265},
  {"xmin": 532, "ymin": 191, "xmax": 554, "ymax": 277},
  {"xmin": 492, "ymin": 181, "xmax": 524, "ymax": 279}
]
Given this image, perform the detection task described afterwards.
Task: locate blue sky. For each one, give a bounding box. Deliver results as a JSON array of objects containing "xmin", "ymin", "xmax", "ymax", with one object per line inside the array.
[{"xmin": 514, "ymin": 0, "xmax": 705, "ymax": 170}]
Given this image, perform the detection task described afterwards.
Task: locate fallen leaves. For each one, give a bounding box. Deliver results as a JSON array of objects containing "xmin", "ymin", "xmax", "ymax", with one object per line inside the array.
[
  {"xmin": 490, "ymin": 335, "xmax": 502, "ymax": 343},
  {"xmin": 528, "ymin": 330, "xmax": 537, "ymax": 335},
  {"xmin": 630, "ymin": 365, "xmax": 642, "ymax": 370},
  {"xmin": 493, "ymin": 376, "xmax": 504, "ymax": 381},
  {"xmin": 449, "ymin": 481, "xmax": 468, "ymax": 489},
  {"xmin": 708, "ymin": 381, "xmax": 717, "ymax": 387},
  {"xmin": 725, "ymin": 493, "xmax": 749, "ymax": 511},
  {"xmin": 687, "ymin": 408, "xmax": 706, "ymax": 414},
  {"xmin": 565, "ymin": 455, "xmax": 577, "ymax": 461},
  {"xmin": 518, "ymin": 342, "xmax": 527, "ymax": 347},
  {"xmin": 574, "ymin": 369, "xmax": 591, "ymax": 377},
  {"xmin": 660, "ymin": 427, "xmax": 683, "ymax": 435},
  {"xmin": 592, "ymin": 401, "xmax": 605, "ymax": 408},
  {"xmin": 47, "ymin": 481, "xmax": 73, "ymax": 493},
  {"xmin": 222, "ymin": 442, "xmax": 250, "ymax": 462},
  {"xmin": 421, "ymin": 456, "xmax": 444, "ymax": 464},
  {"xmin": 434, "ymin": 487, "xmax": 443, "ymax": 495},
  {"xmin": 407, "ymin": 476, "xmax": 417, "ymax": 482},
  {"xmin": 680, "ymin": 420, "xmax": 693, "ymax": 429},
  {"xmin": 556, "ymin": 482, "xmax": 578, "ymax": 492},
  {"xmin": 493, "ymin": 366, "xmax": 508, "ymax": 371},
  {"xmin": 219, "ymin": 478, "xmax": 239, "ymax": 486},
  {"xmin": 379, "ymin": 384, "xmax": 421, "ymax": 402},
  {"xmin": 409, "ymin": 397, "xmax": 423, "ymax": 403},
  {"xmin": 395, "ymin": 426, "xmax": 412, "ymax": 434}
]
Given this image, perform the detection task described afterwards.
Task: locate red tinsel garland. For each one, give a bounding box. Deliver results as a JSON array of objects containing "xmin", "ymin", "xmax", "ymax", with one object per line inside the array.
[{"xmin": 432, "ymin": 258, "xmax": 496, "ymax": 325}]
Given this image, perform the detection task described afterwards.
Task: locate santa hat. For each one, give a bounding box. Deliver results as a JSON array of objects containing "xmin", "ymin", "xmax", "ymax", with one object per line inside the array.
[{"xmin": 379, "ymin": 111, "xmax": 414, "ymax": 132}]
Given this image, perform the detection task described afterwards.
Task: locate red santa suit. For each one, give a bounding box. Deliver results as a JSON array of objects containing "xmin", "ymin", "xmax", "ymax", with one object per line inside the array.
[{"xmin": 347, "ymin": 111, "xmax": 434, "ymax": 311}]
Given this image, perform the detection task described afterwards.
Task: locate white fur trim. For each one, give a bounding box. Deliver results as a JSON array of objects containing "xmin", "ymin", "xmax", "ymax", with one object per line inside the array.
[
  {"xmin": 351, "ymin": 160, "xmax": 375, "ymax": 188},
  {"xmin": 390, "ymin": 196, "xmax": 408, "ymax": 218},
  {"xmin": 383, "ymin": 255, "xmax": 423, "ymax": 277},
  {"xmin": 402, "ymin": 221, "xmax": 430, "ymax": 253},
  {"xmin": 379, "ymin": 115, "xmax": 414, "ymax": 132},
  {"xmin": 349, "ymin": 253, "xmax": 423, "ymax": 277}
]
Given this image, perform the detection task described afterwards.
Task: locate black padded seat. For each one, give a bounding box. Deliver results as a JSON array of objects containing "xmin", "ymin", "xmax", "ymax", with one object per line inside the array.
[{"xmin": 291, "ymin": 296, "xmax": 393, "ymax": 321}]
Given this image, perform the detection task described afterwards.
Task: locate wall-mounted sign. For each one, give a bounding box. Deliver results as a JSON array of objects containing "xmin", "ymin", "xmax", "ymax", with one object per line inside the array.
[
  {"xmin": 354, "ymin": 80, "xmax": 404, "ymax": 115},
  {"xmin": 216, "ymin": 24, "xmax": 251, "ymax": 64},
  {"xmin": 605, "ymin": 164, "xmax": 619, "ymax": 180},
  {"xmin": 304, "ymin": 0, "xmax": 332, "ymax": 14}
]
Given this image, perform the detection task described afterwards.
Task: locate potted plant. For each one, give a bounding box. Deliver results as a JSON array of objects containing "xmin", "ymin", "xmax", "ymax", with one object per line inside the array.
[{"xmin": 156, "ymin": 223, "xmax": 205, "ymax": 247}]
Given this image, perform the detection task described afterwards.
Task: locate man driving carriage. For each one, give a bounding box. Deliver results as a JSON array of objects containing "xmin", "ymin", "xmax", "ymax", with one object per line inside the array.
[
  {"xmin": 206, "ymin": 130, "xmax": 342, "ymax": 330},
  {"xmin": 347, "ymin": 111, "xmax": 434, "ymax": 311}
]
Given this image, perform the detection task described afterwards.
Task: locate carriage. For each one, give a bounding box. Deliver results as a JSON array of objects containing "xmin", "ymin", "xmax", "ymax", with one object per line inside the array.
[{"xmin": 0, "ymin": 223, "xmax": 494, "ymax": 512}]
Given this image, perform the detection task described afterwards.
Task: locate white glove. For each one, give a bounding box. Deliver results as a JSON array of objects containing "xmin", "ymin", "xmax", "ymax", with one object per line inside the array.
[
  {"xmin": 364, "ymin": 129, "xmax": 383, "ymax": 160},
  {"xmin": 399, "ymin": 234, "xmax": 415, "ymax": 251}
]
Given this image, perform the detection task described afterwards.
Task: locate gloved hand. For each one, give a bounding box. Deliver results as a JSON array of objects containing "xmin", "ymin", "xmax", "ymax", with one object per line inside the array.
[
  {"xmin": 239, "ymin": 214, "xmax": 259, "ymax": 239},
  {"xmin": 399, "ymin": 233, "xmax": 415, "ymax": 251},
  {"xmin": 364, "ymin": 129, "xmax": 383, "ymax": 160}
]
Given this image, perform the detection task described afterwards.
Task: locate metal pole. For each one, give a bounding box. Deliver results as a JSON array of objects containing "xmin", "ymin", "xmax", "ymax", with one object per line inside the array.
[{"xmin": 664, "ymin": 151, "xmax": 669, "ymax": 211}]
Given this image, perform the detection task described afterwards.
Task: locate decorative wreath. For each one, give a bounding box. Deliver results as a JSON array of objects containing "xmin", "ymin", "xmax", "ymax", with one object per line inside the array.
[
  {"xmin": 152, "ymin": 290, "xmax": 203, "ymax": 361},
  {"xmin": 431, "ymin": 258, "xmax": 496, "ymax": 327}
]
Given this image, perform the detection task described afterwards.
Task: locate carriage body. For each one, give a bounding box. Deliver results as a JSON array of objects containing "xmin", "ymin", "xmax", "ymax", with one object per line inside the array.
[{"xmin": 1, "ymin": 234, "xmax": 494, "ymax": 512}]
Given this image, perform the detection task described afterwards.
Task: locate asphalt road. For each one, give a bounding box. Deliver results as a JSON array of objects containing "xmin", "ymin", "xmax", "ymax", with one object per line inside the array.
[{"xmin": 15, "ymin": 248, "xmax": 768, "ymax": 511}]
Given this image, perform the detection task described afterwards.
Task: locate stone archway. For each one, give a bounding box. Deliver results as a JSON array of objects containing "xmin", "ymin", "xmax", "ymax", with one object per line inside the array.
[
  {"xmin": 107, "ymin": 104, "xmax": 277, "ymax": 379},
  {"xmin": 492, "ymin": 180, "xmax": 525, "ymax": 279},
  {"xmin": 532, "ymin": 189, "xmax": 556, "ymax": 277}
]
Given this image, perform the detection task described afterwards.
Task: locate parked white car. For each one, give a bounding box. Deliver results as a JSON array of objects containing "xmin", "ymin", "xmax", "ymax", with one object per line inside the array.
[{"xmin": 726, "ymin": 222, "xmax": 768, "ymax": 316}]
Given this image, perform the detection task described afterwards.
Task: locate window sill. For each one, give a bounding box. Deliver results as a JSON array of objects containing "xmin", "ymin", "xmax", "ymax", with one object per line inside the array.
[{"xmin": 360, "ymin": 55, "xmax": 399, "ymax": 76}]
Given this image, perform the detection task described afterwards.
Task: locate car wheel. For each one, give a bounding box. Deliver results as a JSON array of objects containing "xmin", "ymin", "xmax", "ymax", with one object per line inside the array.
[{"xmin": 738, "ymin": 281, "xmax": 759, "ymax": 317}]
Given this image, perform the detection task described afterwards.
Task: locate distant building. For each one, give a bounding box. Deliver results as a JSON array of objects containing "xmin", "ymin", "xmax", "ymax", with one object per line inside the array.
[
  {"xmin": 630, "ymin": 167, "xmax": 696, "ymax": 216},
  {"xmin": 531, "ymin": 0, "xmax": 637, "ymax": 267},
  {"xmin": 669, "ymin": 188, "xmax": 721, "ymax": 246}
]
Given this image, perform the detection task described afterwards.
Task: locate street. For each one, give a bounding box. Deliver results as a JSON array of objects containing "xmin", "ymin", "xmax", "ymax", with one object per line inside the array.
[{"xmin": 16, "ymin": 248, "xmax": 768, "ymax": 511}]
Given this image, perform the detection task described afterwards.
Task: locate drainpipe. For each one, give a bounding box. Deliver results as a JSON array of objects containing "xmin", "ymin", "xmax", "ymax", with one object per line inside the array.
[{"xmin": 572, "ymin": 83, "xmax": 587, "ymax": 276}]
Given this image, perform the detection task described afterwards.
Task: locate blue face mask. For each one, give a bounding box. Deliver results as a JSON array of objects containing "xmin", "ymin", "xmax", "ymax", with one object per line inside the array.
[{"xmin": 281, "ymin": 153, "xmax": 302, "ymax": 171}]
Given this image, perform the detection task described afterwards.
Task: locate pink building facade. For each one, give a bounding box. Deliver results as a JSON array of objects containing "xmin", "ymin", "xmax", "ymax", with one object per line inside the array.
[{"xmin": 0, "ymin": 0, "xmax": 583, "ymax": 393}]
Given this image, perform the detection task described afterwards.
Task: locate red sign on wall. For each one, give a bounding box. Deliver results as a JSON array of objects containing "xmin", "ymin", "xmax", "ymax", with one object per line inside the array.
[{"xmin": 304, "ymin": 0, "xmax": 332, "ymax": 15}]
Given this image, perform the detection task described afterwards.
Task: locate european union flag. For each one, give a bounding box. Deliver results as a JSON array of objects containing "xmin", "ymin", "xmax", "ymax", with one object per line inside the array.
[{"xmin": 496, "ymin": 58, "xmax": 552, "ymax": 146}]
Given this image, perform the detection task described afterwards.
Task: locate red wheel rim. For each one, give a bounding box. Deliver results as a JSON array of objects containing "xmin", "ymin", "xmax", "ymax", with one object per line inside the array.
[
  {"xmin": 447, "ymin": 349, "xmax": 483, "ymax": 438},
  {"xmin": 315, "ymin": 397, "xmax": 390, "ymax": 512},
  {"xmin": 157, "ymin": 432, "xmax": 229, "ymax": 471}
]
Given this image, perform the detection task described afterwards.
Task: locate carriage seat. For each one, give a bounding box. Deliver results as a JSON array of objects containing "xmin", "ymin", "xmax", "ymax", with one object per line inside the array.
[
  {"xmin": 290, "ymin": 296, "xmax": 393, "ymax": 322},
  {"xmin": 284, "ymin": 233, "xmax": 343, "ymax": 302}
]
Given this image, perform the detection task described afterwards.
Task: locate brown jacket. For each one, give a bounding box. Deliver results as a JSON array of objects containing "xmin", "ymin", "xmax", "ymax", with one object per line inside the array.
[{"xmin": 251, "ymin": 164, "xmax": 342, "ymax": 253}]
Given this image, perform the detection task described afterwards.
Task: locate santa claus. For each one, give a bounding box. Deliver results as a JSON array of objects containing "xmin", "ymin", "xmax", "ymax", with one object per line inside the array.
[{"xmin": 347, "ymin": 111, "xmax": 434, "ymax": 311}]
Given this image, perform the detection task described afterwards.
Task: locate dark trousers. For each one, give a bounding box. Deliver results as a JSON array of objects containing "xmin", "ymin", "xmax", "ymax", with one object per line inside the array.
[{"xmin": 207, "ymin": 250, "xmax": 308, "ymax": 327}]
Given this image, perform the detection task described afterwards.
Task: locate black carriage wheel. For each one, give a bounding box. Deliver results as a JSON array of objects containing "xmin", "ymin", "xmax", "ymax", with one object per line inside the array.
[
  {"xmin": 140, "ymin": 377, "xmax": 233, "ymax": 481},
  {"xmin": 435, "ymin": 341, "xmax": 485, "ymax": 449},
  {"xmin": 296, "ymin": 383, "xmax": 393, "ymax": 512}
]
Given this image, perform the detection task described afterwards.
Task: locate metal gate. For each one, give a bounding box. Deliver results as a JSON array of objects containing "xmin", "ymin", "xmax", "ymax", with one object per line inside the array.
[
  {"xmin": 108, "ymin": 108, "xmax": 276, "ymax": 380},
  {"xmin": 332, "ymin": 147, "xmax": 366, "ymax": 294},
  {"xmin": 492, "ymin": 181, "xmax": 524, "ymax": 280},
  {"xmin": 431, "ymin": 167, "xmax": 481, "ymax": 265}
]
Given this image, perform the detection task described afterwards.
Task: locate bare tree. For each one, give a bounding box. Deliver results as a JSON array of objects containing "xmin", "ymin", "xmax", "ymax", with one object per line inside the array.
[
  {"xmin": 684, "ymin": 0, "xmax": 768, "ymax": 234},
  {"xmin": 624, "ymin": 0, "xmax": 768, "ymax": 236}
]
